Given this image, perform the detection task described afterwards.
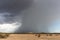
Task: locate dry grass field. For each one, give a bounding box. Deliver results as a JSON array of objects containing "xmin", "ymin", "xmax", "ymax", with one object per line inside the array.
[{"xmin": 0, "ymin": 34, "xmax": 60, "ymax": 40}]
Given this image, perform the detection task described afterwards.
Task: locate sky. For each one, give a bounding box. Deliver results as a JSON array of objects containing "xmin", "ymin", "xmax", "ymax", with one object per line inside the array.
[
  {"xmin": 0, "ymin": 0, "xmax": 60, "ymax": 33},
  {"xmin": 19, "ymin": 0, "xmax": 60, "ymax": 33},
  {"xmin": 0, "ymin": 0, "xmax": 33, "ymax": 33},
  {"xmin": 48, "ymin": 19, "xmax": 60, "ymax": 33}
]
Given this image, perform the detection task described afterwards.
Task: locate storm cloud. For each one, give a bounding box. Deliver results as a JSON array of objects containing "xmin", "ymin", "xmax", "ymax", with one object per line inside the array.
[
  {"xmin": 0, "ymin": 0, "xmax": 60, "ymax": 33},
  {"xmin": 0, "ymin": 0, "xmax": 33, "ymax": 33},
  {"xmin": 16, "ymin": 0, "xmax": 60, "ymax": 33}
]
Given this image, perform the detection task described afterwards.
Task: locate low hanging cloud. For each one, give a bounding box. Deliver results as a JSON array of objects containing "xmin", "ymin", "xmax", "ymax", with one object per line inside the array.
[{"xmin": 0, "ymin": 0, "xmax": 33, "ymax": 33}]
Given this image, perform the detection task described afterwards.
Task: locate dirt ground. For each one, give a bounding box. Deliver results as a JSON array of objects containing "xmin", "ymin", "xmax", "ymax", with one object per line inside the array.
[{"xmin": 0, "ymin": 34, "xmax": 60, "ymax": 40}]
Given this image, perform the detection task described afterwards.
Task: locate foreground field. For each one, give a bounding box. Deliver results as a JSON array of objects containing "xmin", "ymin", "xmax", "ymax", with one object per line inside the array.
[{"xmin": 0, "ymin": 34, "xmax": 60, "ymax": 40}]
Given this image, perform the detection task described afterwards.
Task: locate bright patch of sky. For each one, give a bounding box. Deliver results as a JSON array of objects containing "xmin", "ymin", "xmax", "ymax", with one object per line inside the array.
[{"xmin": 48, "ymin": 19, "xmax": 60, "ymax": 33}]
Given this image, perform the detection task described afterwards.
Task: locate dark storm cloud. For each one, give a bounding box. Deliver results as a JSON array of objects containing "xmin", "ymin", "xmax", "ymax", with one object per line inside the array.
[
  {"xmin": 1, "ymin": 0, "xmax": 60, "ymax": 33},
  {"xmin": 0, "ymin": 0, "xmax": 33, "ymax": 24},
  {"xmin": 15, "ymin": 0, "xmax": 60, "ymax": 33},
  {"xmin": 0, "ymin": 0, "xmax": 33, "ymax": 14}
]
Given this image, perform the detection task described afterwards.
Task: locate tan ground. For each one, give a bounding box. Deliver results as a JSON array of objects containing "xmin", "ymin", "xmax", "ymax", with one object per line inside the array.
[{"xmin": 0, "ymin": 34, "xmax": 60, "ymax": 40}]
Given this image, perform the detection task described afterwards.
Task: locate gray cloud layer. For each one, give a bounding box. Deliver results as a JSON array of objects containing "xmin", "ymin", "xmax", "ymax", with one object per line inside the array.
[
  {"xmin": 0, "ymin": 0, "xmax": 33, "ymax": 24},
  {"xmin": 0, "ymin": 0, "xmax": 60, "ymax": 33},
  {"xmin": 16, "ymin": 0, "xmax": 60, "ymax": 33},
  {"xmin": 0, "ymin": 0, "xmax": 33, "ymax": 33}
]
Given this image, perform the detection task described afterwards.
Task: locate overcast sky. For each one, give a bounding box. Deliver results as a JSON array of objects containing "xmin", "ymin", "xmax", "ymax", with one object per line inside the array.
[
  {"xmin": 18, "ymin": 0, "xmax": 60, "ymax": 33},
  {"xmin": 0, "ymin": 0, "xmax": 60, "ymax": 33}
]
